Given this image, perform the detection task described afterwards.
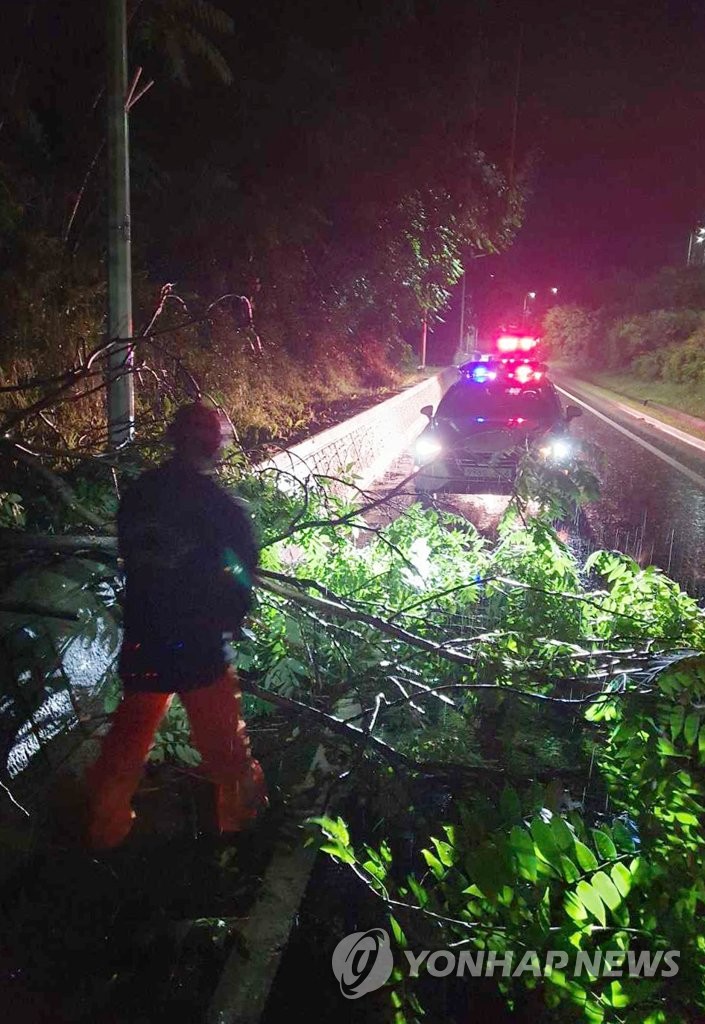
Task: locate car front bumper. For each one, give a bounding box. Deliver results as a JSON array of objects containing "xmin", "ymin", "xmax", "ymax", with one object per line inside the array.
[{"xmin": 414, "ymin": 455, "xmax": 519, "ymax": 495}]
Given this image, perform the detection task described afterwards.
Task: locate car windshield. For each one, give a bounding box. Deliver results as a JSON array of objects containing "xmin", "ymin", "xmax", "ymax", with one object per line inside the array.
[{"xmin": 437, "ymin": 382, "xmax": 560, "ymax": 421}]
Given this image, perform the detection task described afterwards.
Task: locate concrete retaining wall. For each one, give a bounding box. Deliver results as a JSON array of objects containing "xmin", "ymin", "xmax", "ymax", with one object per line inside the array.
[{"xmin": 257, "ymin": 366, "xmax": 458, "ymax": 489}]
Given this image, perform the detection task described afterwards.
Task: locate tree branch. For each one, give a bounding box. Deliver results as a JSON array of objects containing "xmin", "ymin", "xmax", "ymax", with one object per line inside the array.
[{"xmin": 0, "ymin": 439, "xmax": 112, "ymax": 531}]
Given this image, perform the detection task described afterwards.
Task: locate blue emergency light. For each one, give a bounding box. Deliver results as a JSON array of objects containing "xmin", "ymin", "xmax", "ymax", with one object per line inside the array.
[{"xmin": 461, "ymin": 362, "xmax": 497, "ymax": 383}]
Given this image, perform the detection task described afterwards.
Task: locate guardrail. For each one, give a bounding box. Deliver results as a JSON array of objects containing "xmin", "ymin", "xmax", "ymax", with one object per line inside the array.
[{"xmin": 256, "ymin": 366, "xmax": 458, "ymax": 489}]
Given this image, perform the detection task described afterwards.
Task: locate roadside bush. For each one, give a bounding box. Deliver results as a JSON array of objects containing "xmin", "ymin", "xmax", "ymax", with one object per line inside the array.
[
  {"xmin": 630, "ymin": 348, "xmax": 666, "ymax": 380},
  {"xmin": 603, "ymin": 309, "xmax": 701, "ymax": 369},
  {"xmin": 660, "ymin": 328, "xmax": 705, "ymax": 385},
  {"xmin": 542, "ymin": 305, "xmax": 603, "ymax": 367}
]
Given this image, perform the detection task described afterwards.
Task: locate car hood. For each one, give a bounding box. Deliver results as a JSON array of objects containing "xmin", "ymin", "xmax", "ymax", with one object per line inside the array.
[{"xmin": 432, "ymin": 416, "xmax": 549, "ymax": 453}]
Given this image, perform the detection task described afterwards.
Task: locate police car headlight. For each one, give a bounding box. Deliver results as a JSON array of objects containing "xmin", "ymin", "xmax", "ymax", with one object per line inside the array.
[
  {"xmin": 540, "ymin": 438, "xmax": 572, "ymax": 462},
  {"xmin": 415, "ymin": 437, "xmax": 443, "ymax": 463}
]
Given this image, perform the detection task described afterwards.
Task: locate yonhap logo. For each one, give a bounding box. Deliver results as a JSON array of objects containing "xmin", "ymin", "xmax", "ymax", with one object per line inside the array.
[
  {"xmin": 331, "ymin": 928, "xmax": 394, "ymax": 998},
  {"xmin": 330, "ymin": 931, "xmax": 680, "ymax": 1000}
]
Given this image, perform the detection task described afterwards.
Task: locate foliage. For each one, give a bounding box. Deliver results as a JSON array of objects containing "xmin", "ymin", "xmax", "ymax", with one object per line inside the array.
[
  {"xmin": 310, "ymin": 615, "xmax": 705, "ymax": 1022},
  {"xmin": 1, "ymin": 429, "xmax": 704, "ymax": 1023},
  {"xmin": 603, "ymin": 311, "xmax": 702, "ymax": 370},
  {"xmin": 0, "ymin": 0, "xmax": 530, "ymax": 455},
  {"xmin": 542, "ymin": 268, "xmax": 705, "ymax": 395},
  {"xmin": 543, "ymin": 305, "xmax": 604, "ymax": 368}
]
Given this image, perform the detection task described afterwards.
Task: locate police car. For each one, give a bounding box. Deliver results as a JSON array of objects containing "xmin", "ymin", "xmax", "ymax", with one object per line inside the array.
[{"xmin": 413, "ymin": 338, "xmax": 582, "ymax": 496}]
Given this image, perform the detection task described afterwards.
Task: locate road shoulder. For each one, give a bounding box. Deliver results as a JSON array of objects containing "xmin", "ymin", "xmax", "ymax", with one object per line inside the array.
[{"xmin": 553, "ymin": 372, "xmax": 705, "ymax": 455}]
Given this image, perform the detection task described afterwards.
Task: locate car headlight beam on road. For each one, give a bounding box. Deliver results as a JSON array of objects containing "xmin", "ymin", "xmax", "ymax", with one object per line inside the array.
[
  {"xmin": 415, "ymin": 436, "xmax": 443, "ymax": 464},
  {"xmin": 540, "ymin": 438, "xmax": 572, "ymax": 462}
]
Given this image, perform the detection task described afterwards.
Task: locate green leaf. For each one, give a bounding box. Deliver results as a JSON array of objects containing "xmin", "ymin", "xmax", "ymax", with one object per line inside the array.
[
  {"xmin": 510, "ymin": 825, "xmax": 538, "ymax": 882},
  {"xmin": 591, "ymin": 870, "xmax": 622, "ymax": 911},
  {"xmin": 320, "ymin": 841, "xmax": 355, "ymax": 865},
  {"xmin": 584, "ymin": 1001, "xmax": 605, "ymax": 1023},
  {"xmin": 530, "ymin": 817, "xmax": 559, "ymax": 863},
  {"xmin": 309, "ymin": 815, "xmax": 350, "ymax": 847},
  {"xmin": 103, "ymin": 688, "xmax": 121, "ymax": 713},
  {"xmin": 550, "ymin": 815, "xmax": 575, "ymax": 852},
  {"xmin": 683, "ymin": 712, "xmax": 701, "ymax": 746},
  {"xmin": 431, "ymin": 837, "xmax": 454, "ymax": 867},
  {"xmin": 421, "ymin": 848, "xmax": 446, "ymax": 880},
  {"xmin": 564, "ymin": 890, "xmax": 589, "ymax": 923},
  {"xmin": 500, "ymin": 786, "xmax": 521, "ymax": 823},
  {"xmin": 606, "ymin": 979, "xmax": 630, "ymax": 1009},
  {"xmin": 670, "ymin": 705, "xmax": 685, "ymax": 741},
  {"xmin": 610, "ymin": 862, "xmax": 633, "ymax": 898},
  {"xmin": 407, "ymin": 875, "xmax": 428, "ymax": 908},
  {"xmin": 574, "ymin": 839, "xmax": 598, "ymax": 873},
  {"xmin": 611, "ymin": 820, "xmax": 635, "ymax": 852},
  {"xmin": 362, "ymin": 859, "xmax": 387, "ymax": 883},
  {"xmin": 591, "ymin": 828, "xmax": 617, "ymax": 860},
  {"xmin": 576, "ymin": 880, "xmax": 606, "ymax": 925},
  {"xmin": 657, "ymin": 735, "xmax": 679, "ymax": 757},
  {"xmin": 389, "ymin": 915, "xmax": 407, "ymax": 949},
  {"xmin": 559, "ymin": 854, "xmax": 580, "ymax": 883},
  {"xmin": 468, "ymin": 847, "xmax": 511, "ymax": 899}
]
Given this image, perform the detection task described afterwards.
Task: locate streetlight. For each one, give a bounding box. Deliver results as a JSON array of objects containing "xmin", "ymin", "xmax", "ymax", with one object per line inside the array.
[
  {"xmin": 523, "ymin": 290, "xmax": 536, "ymax": 317},
  {"xmin": 550, "ymin": 287, "xmax": 558, "ymax": 296},
  {"xmin": 687, "ymin": 226, "xmax": 705, "ymax": 266}
]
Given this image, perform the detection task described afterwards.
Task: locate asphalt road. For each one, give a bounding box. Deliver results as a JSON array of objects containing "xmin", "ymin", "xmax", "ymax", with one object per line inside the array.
[
  {"xmin": 555, "ymin": 377, "xmax": 705, "ymax": 598},
  {"xmin": 371, "ymin": 375, "xmax": 705, "ymax": 599}
]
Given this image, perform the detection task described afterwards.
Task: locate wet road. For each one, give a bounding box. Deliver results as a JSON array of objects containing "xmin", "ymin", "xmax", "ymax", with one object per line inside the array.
[
  {"xmin": 371, "ymin": 376, "xmax": 705, "ymax": 599},
  {"xmin": 557, "ymin": 379, "xmax": 705, "ymax": 598}
]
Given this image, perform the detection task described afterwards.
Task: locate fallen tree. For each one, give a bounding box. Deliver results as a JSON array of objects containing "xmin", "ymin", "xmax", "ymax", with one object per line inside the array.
[{"xmin": 1, "ymin": 446, "xmax": 705, "ymax": 1022}]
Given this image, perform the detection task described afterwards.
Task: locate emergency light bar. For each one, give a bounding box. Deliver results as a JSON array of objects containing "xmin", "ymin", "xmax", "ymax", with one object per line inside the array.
[
  {"xmin": 459, "ymin": 359, "xmax": 546, "ymax": 386},
  {"xmin": 496, "ymin": 334, "xmax": 539, "ymax": 353}
]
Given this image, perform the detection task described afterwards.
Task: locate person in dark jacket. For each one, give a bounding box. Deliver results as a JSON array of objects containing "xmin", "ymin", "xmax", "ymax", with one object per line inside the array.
[{"xmin": 84, "ymin": 402, "xmax": 267, "ymax": 849}]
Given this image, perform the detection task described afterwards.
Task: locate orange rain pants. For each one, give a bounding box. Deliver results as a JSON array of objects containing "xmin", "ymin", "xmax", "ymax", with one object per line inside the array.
[{"xmin": 84, "ymin": 669, "xmax": 267, "ymax": 849}]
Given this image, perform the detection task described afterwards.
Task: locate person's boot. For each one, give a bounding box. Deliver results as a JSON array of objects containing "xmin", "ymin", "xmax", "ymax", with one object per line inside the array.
[{"xmin": 215, "ymin": 758, "xmax": 268, "ymax": 834}]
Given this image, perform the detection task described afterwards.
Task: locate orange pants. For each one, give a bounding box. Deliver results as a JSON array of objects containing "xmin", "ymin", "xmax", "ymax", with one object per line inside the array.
[{"xmin": 84, "ymin": 670, "xmax": 267, "ymax": 849}]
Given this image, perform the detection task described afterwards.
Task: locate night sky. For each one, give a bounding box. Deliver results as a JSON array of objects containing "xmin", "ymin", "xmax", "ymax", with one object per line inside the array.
[
  {"xmin": 5, "ymin": 0, "xmax": 705, "ymax": 328},
  {"xmin": 427, "ymin": 0, "xmax": 705, "ymax": 343},
  {"xmin": 479, "ymin": 0, "xmax": 705, "ymax": 288}
]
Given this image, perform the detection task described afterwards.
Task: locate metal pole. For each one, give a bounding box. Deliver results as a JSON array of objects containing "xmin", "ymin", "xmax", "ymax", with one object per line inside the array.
[
  {"xmin": 420, "ymin": 313, "xmax": 428, "ymax": 369},
  {"xmin": 687, "ymin": 230, "xmax": 694, "ymax": 267},
  {"xmin": 458, "ymin": 269, "xmax": 467, "ymax": 354},
  {"xmin": 106, "ymin": 0, "xmax": 134, "ymax": 446}
]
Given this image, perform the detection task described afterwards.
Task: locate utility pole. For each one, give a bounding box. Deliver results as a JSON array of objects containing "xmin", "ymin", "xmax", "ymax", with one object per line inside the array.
[
  {"xmin": 458, "ymin": 269, "xmax": 467, "ymax": 355},
  {"xmin": 106, "ymin": 0, "xmax": 134, "ymax": 446},
  {"xmin": 420, "ymin": 313, "xmax": 428, "ymax": 369},
  {"xmin": 508, "ymin": 22, "xmax": 524, "ymax": 192}
]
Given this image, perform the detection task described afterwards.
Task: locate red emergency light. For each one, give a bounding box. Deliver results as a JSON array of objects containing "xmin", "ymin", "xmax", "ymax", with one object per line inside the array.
[
  {"xmin": 496, "ymin": 334, "xmax": 539, "ymax": 354},
  {"xmin": 512, "ymin": 363, "xmax": 542, "ymax": 384}
]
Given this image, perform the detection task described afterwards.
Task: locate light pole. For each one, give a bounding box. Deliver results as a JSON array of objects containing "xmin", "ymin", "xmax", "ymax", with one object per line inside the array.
[
  {"xmin": 687, "ymin": 227, "xmax": 705, "ymax": 266},
  {"xmin": 522, "ymin": 290, "xmax": 536, "ymax": 318}
]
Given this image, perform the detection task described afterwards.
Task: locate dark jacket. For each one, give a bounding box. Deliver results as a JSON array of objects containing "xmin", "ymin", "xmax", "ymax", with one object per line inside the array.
[{"xmin": 117, "ymin": 459, "xmax": 258, "ymax": 692}]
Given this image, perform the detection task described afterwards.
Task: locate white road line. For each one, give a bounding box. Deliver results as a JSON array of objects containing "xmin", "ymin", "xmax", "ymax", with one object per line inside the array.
[
  {"xmin": 557, "ymin": 385, "xmax": 705, "ymax": 492},
  {"xmin": 570, "ymin": 387, "xmax": 705, "ymax": 455}
]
